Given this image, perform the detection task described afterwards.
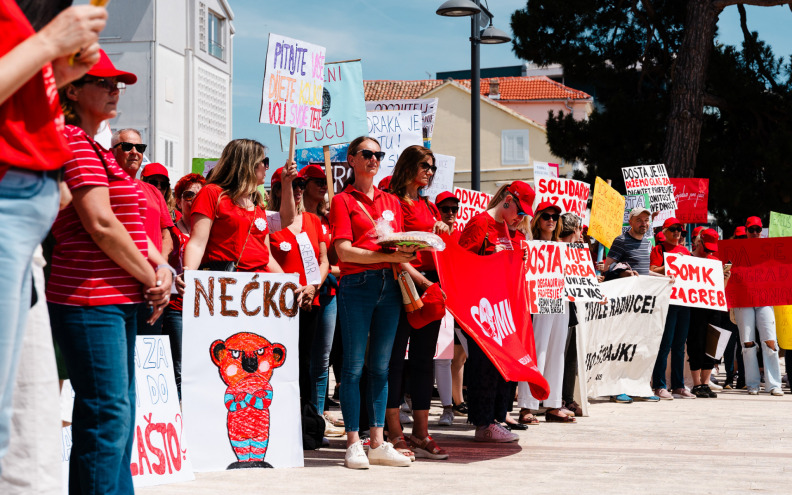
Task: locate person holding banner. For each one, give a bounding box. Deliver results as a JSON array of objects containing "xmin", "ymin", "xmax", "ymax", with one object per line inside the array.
[
  {"xmin": 459, "ymin": 181, "xmax": 534, "ymax": 441},
  {"xmin": 559, "ymin": 213, "xmax": 585, "ymax": 416},
  {"xmin": 517, "ymin": 202, "xmax": 575, "ymax": 423},
  {"xmin": 329, "ymin": 136, "xmax": 416, "ymax": 468}
]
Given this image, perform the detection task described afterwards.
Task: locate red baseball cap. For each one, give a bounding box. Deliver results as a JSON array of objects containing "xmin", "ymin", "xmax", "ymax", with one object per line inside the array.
[
  {"xmin": 378, "ymin": 176, "xmax": 392, "ymax": 191},
  {"xmin": 662, "ymin": 217, "xmax": 683, "ymax": 229},
  {"xmin": 734, "ymin": 226, "xmax": 747, "ymax": 237},
  {"xmin": 655, "ymin": 231, "xmax": 666, "ymax": 243},
  {"xmin": 435, "ymin": 191, "xmax": 459, "ymax": 206},
  {"xmin": 692, "ymin": 226, "xmax": 705, "ymax": 238},
  {"xmin": 141, "ymin": 163, "xmax": 168, "ymax": 178},
  {"xmin": 535, "ymin": 201, "xmax": 561, "ymax": 216},
  {"xmin": 87, "ymin": 49, "xmax": 137, "ymax": 84},
  {"xmin": 271, "ymin": 166, "xmax": 284, "ymax": 185},
  {"xmin": 746, "ymin": 216, "xmax": 762, "ymax": 228},
  {"xmin": 406, "ymin": 284, "xmax": 446, "ymax": 329},
  {"xmin": 299, "ymin": 164, "xmax": 326, "ymax": 180},
  {"xmin": 700, "ymin": 228, "xmax": 719, "ymax": 252},
  {"xmin": 507, "ymin": 181, "xmax": 536, "ymax": 216}
]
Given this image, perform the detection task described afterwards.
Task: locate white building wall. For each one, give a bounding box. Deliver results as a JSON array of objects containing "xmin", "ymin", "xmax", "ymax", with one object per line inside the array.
[
  {"xmin": 194, "ymin": 61, "xmax": 231, "ymax": 159},
  {"xmin": 155, "ymin": 46, "xmax": 186, "ymax": 176}
]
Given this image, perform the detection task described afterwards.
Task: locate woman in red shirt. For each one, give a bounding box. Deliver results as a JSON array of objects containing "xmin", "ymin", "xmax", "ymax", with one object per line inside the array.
[
  {"xmin": 329, "ymin": 136, "xmax": 417, "ymax": 469},
  {"xmin": 649, "ymin": 217, "xmax": 694, "ymax": 399},
  {"xmin": 383, "ymin": 145, "xmax": 450, "ymax": 461}
]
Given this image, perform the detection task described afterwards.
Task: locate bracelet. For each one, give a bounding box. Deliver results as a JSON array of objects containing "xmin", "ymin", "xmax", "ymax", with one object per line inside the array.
[{"xmin": 156, "ymin": 264, "xmax": 177, "ymax": 280}]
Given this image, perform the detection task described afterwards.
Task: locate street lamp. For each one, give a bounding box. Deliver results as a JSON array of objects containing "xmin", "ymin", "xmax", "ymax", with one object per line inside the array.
[{"xmin": 437, "ymin": 0, "xmax": 511, "ymax": 191}]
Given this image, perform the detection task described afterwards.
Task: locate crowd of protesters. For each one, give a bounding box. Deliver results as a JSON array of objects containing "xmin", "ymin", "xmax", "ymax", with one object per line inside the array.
[{"xmin": 1, "ymin": 1, "xmax": 790, "ymax": 491}]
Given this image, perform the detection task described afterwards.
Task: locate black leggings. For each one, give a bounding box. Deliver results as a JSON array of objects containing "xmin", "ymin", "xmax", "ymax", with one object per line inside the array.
[
  {"xmin": 687, "ymin": 307, "xmax": 719, "ymax": 372},
  {"xmin": 298, "ymin": 306, "xmax": 321, "ymax": 403},
  {"xmin": 466, "ymin": 338, "xmax": 510, "ymax": 426}
]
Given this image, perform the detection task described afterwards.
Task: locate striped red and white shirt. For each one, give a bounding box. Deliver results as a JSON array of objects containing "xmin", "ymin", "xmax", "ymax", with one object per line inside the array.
[{"xmin": 46, "ymin": 125, "xmax": 149, "ymax": 306}]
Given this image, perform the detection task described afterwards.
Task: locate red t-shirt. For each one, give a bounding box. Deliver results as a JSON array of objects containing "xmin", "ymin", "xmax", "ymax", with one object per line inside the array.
[
  {"xmin": 47, "ymin": 126, "xmax": 148, "ymax": 306},
  {"xmin": 0, "ymin": 1, "xmax": 71, "ymax": 180},
  {"xmin": 650, "ymin": 242, "xmax": 691, "ymax": 267},
  {"xmin": 458, "ymin": 212, "xmax": 512, "ymax": 255},
  {"xmin": 167, "ymin": 224, "xmax": 190, "ymax": 312},
  {"xmin": 328, "ymin": 185, "xmax": 404, "ymax": 277},
  {"xmin": 270, "ymin": 213, "xmax": 327, "ymax": 306},
  {"xmin": 400, "ymin": 197, "xmax": 440, "ymax": 271},
  {"xmin": 138, "ymin": 180, "xmax": 174, "ymax": 252},
  {"xmin": 509, "ymin": 228, "xmax": 527, "ymax": 249},
  {"xmin": 190, "ymin": 184, "xmax": 271, "ymax": 272}
]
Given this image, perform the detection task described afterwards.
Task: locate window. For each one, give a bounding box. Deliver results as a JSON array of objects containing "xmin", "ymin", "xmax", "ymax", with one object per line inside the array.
[
  {"xmin": 208, "ymin": 10, "xmax": 224, "ymax": 60},
  {"xmin": 501, "ymin": 129, "xmax": 530, "ymax": 165}
]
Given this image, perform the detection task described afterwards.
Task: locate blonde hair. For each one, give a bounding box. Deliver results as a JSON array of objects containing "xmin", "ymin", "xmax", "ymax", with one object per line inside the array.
[
  {"xmin": 487, "ymin": 184, "xmax": 511, "ymax": 209},
  {"xmin": 209, "ymin": 139, "xmax": 267, "ymax": 206},
  {"xmin": 267, "ymin": 182, "xmax": 305, "ymax": 214},
  {"xmin": 531, "ymin": 206, "xmax": 563, "ymax": 241}
]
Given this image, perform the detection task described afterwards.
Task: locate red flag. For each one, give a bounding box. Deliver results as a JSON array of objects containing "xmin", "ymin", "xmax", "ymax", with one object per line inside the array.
[
  {"xmin": 670, "ymin": 178, "xmax": 708, "ymax": 224},
  {"xmin": 434, "ymin": 239, "xmax": 550, "ymax": 400},
  {"xmin": 717, "ymin": 238, "xmax": 792, "ymax": 308}
]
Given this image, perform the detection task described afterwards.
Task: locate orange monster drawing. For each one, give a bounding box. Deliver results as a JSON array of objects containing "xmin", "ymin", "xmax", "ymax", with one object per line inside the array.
[{"xmin": 210, "ymin": 332, "xmax": 286, "ymax": 469}]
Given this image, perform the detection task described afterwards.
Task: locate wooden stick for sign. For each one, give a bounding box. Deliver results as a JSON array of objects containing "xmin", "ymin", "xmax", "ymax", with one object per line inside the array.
[
  {"xmin": 323, "ymin": 145, "xmax": 334, "ymax": 201},
  {"xmin": 326, "ymin": 59, "xmax": 361, "ymax": 65},
  {"xmin": 288, "ymin": 127, "xmax": 296, "ymax": 165}
]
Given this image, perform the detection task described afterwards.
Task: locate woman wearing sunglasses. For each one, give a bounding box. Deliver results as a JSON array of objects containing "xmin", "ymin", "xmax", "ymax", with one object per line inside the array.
[
  {"xmin": 141, "ymin": 162, "xmax": 176, "ymax": 219},
  {"xmin": 329, "ymin": 136, "xmax": 417, "ymax": 469},
  {"xmin": 382, "ymin": 145, "xmax": 450, "ymax": 461},
  {"xmin": 517, "ymin": 202, "xmax": 576, "ymax": 424},
  {"xmin": 649, "ymin": 217, "xmax": 694, "ymax": 399},
  {"xmin": 458, "ymin": 180, "xmax": 535, "ymax": 442}
]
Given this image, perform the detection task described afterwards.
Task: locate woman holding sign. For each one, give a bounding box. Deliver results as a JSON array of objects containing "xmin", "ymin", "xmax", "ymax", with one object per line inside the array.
[{"xmin": 329, "ymin": 136, "xmax": 416, "ymax": 469}]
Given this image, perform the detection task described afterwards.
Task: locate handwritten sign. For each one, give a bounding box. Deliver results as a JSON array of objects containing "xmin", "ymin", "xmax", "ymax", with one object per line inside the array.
[
  {"xmin": 769, "ymin": 211, "xmax": 792, "ymax": 238},
  {"xmin": 524, "ymin": 240, "xmax": 566, "ymax": 314},
  {"xmin": 534, "ymin": 177, "xmax": 590, "ymax": 219},
  {"xmin": 533, "ymin": 161, "xmax": 560, "ymax": 181},
  {"xmin": 421, "ymin": 153, "xmax": 456, "ymax": 203},
  {"xmin": 259, "ymin": 33, "xmax": 326, "ymax": 131},
  {"xmin": 368, "ymin": 110, "xmax": 423, "ymax": 185},
  {"xmin": 665, "ymin": 254, "xmax": 727, "ymax": 311},
  {"xmin": 366, "ymin": 98, "xmax": 438, "ymax": 139},
  {"xmin": 563, "ymin": 243, "xmax": 605, "ymax": 302},
  {"xmin": 621, "ymin": 164, "xmax": 677, "ymax": 212},
  {"xmin": 670, "ymin": 178, "xmax": 708, "ymax": 224},
  {"xmin": 453, "ymin": 187, "xmax": 493, "ymax": 232},
  {"xmin": 717, "ymin": 238, "xmax": 792, "ymax": 308},
  {"xmin": 588, "ymin": 177, "xmax": 625, "ymax": 249}
]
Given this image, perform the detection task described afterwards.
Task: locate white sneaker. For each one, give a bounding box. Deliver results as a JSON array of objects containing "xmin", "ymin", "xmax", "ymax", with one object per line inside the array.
[
  {"xmin": 770, "ymin": 387, "xmax": 784, "ymax": 396},
  {"xmin": 344, "ymin": 441, "xmax": 370, "ymax": 469},
  {"xmin": 708, "ymin": 380, "xmax": 723, "ymax": 392},
  {"xmin": 437, "ymin": 407, "xmax": 454, "ymax": 426},
  {"xmin": 399, "ymin": 410, "xmax": 413, "ymax": 424},
  {"xmin": 367, "ymin": 442, "xmax": 411, "ymax": 467},
  {"xmin": 474, "ymin": 423, "xmax": 519, "ymax": 443},
  {"xmin": 324, "ymin": 418, "xmax": 345, "ymax": 437},
  {"xmin": 748, "ymin": 387, "xmax": 760, "ymax": 395}
]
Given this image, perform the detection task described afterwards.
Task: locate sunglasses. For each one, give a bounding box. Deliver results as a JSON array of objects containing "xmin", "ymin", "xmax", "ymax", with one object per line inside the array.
[
  {"xmin": 308, "ymin": 178, "xmax": 328, "ymax": 188},
  {"xmin": 145, "ymin": 178, "xmax": 169, "ymax": 189},
  {"xmin": 181, "ymin": 190, "xmax": 197, "ymax": 201},
  {"xmin": 666, "ymin": 226, "xmax": 682, "ymax": 233},
  {"xmin": 357, "ymin": 150, "xmax": 386, "ymax": 161},
  {"xmin": 84, "ymin": 77, "xmax": 125, "ymax": 94},
  {"xmin": 292, "ymin": 179, "xmax": 307, "ymax": 190},
  {"xmin": 419, "ymin": 161, "xmax": 437, "ymax": 173},
  {"xmin": 747, "ymin": 227, "xmax": 762, "ymax": 234},
  {"xmin": 540, "ymin": 212, "xmax": 559, "ymax": 221},
  {"xmin": 439, "ymin": 206, "xmax": 459, "ymax": 214},
  {"xmin": 113, "ymin": 142, "xmax": 147, "ymax": 153}
]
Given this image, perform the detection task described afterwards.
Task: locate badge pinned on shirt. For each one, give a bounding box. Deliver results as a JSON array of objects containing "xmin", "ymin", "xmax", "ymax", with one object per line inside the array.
[
  {"xmin": 382, "ymin": 210, "xmax": 395, "ymax": 222},
  {"xmin": 255, "ymin": 217, "xmax": 268, "ymax": 232},
  {"xmin": 279, "ymin": 241, "xmax": 292, "ymax": 252}
]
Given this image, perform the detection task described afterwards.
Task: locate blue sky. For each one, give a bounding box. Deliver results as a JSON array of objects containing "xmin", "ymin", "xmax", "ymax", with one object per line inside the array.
[{"xmin": 229, "ymin": 1, "xmax": 792, "ymax": 179}]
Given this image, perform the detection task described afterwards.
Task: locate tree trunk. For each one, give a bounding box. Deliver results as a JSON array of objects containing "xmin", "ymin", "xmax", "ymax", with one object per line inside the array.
[{"xmin": 662, "ymin": 0, "xmax": 721, "ymax": 178}]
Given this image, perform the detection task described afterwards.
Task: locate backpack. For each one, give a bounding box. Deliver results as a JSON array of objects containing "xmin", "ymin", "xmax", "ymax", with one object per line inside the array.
[{"xmin": 301, "ymin": 401, "xmax": 325, "ymax": 450}]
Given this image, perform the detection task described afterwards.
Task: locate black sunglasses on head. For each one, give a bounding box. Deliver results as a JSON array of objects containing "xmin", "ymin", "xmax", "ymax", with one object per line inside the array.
[
  {"xmin": 540, "ymin": 212, "xmax": 559, "ymax": 221},
  {"xmin": 439, "ymin": 206, "xmax": 459, "ymax": 214},
  {"xmin": 419, "ymin": 161, "xmax": 437, "ymax": 173},
  {"xmin": 113, "ymin": 142, "xmax": 147, "ymax": 153},
  {"xmin": 747, "ymin": 226, "xmax": 762, "ymax": 234},
  {"xmin": 357, "ymin": 149, "xmax": 386, "ymax": 161}
]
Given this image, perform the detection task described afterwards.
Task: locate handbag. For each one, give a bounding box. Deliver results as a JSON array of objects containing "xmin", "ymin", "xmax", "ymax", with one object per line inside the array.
[{"xmin": 198, "ymin": 200, "xmax": 258, "ymax": 272}]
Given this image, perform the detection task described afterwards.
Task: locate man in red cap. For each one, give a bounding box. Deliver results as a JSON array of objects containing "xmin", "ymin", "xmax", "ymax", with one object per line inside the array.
[
  {"xmin": 745, "ymin": 216, "xmax": 764, "ymax": 238},
  {"xmin": 435, "ymin": 191, "xmax": 460, "ymax": 238}
]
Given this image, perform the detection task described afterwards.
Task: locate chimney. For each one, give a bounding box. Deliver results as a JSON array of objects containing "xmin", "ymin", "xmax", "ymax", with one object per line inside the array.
[{"xmin": 488, "ymin": 79, "xmax": 500, "ymax": 99}]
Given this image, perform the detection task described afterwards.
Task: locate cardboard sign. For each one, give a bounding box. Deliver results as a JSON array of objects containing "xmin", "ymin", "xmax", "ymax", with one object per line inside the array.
[
  {"xmin": 281, "ymin": 60, "xmax": 367, "ymax": 149},
  {"xmin": 524, "ymin": 240, "xmax": 566, "ymax": 314},
  {"xmin": 717, "ymin": 238, "xmax": 792, "ymax": 308},
  {"xmin": 533, "ymin": 177, "xmax": 590, "ymax": 219},
  {"xmin": 366, "ymin": 98, "xmax": 438, "ymax": 139},
  {"xmin": 368, "ymin": 110, "xmax": 424, "ymax": 185},
  {"xmin": 769, "ymin": 211, "xmax": 792, "ymax": 238},
  {"xmin": 421, "ymin": 153, "xmax": 455, "ymax": 203},
  {"xmin": 670, "ymin": 178, "xmax": 709, "ymax": 224},
  {"xmin": 532, "ymin": 161, "xmax": 559, "ymax": 180},
  {"xmin": 775, "ymin": 306, "xmax": 792, "ymax": 349},
  {"xmin": 575, "ymin": 276, "xmax": 672, "ymax": 398},
  {"xmin": 453, "ymin": 187, "xmax": 493, "ymax": 232},
  {"xmin": 259, "ymin": 34, "xmax": 326, "ymax": 131},
  {"xmin": 191, "ymin": 158, "xmax": 219, "ymax": 176},
  {"xmin": 563, "ymin": 243, "xmax": 605, "ymax": 302},
  {"xmin": 621, "ymin": 164, "xmax": 677, "ymax": 212},
  {"xmin": 294, "ymin": 144, "xmax": 350, "ymax": 193},
  {"xmin": 664, "ymin": 253, "xmax": 727, "ymax": 311},
  {"xmin": 588, "ymin": 177, "xmax": 625, "ymax": 249},
  {"xmin": 182, "ymin": 272, "xmax": 303, "ymax": 470},
  {"xmin": 624, "ymin": 194, "xmax": 650, "ymax": 232}
]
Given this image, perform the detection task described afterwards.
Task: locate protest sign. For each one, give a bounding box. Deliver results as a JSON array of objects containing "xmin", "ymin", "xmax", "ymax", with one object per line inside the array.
[
  {"xmin": 421, "ymin": 154, "xmax": 456, "ymax": 203},
  {"xmin": 434, "ymin": 243, "xmax": 549, "ymax": 398},
  {"xmin": 621, "ymin": 164, "xmax": 677, "ymax": 212},
  {"xmin": 664, "ymin": 253, "xmax": 727, "ymax": 311},
  {"xmin": 533, "ymin": 177, "xmax": 590, "ymax": 219},
  {"xmin": 524, "ymin": 240, "xmax": 566, "ymax": 314},
  {"xmin": 61, "ymin": 337, "xmax": 195, "ymax": 489},
  {"xmin": 280, "ymin": 60, "xmax": 367, "ymax": 149},
  {"xmin": 717, "ymin": 238, "xmax": 792, "ymax": 308},
  {"xmin": 563, "ymin": 243, "xmax": 605, "ymax": 302},
  {"xmin": 532, "ymin": 161, "xmax": 559, "ymax": 181},
  {"xmin": 182, "ymin": 272, "xmax": 302, "ymax": 470},
  {"xmin": 366, "ymin": 98, "xmax": 438, "ymax": 140},
  {"xmin": 624, "ymin": 194, "xmax": 650, "ymax": 231},
  {"xmin": 368, "ymin": 110, "xmax": 423, "ymax": 185},
  {"xmin": 775, "ymin": 306, "xmax": 792, "ymax": 349},
  {"xmin": 588, "ymin": 177, "xmax": 625, "ymax": 249},
  {"xmin": 769, "ymin": 211, "xmax": 792, "ymax": 238},
  {"xmin": 191, "ymin": 158, "xmax": 219, "ymax": 176},
  {"xmin": 259, "ymin": 34, "xmax": 325, "ymax": 132},
  {"xmin": 670, "ymin": 178, "xmax": 708, "ymax": 224},
  {"xmin": 575, "ymin": 276, "xmax": 672, "ymax": 398},
  {"xmin": 453, "ymin": 187, "xmax": 493, "ymax": 232}
]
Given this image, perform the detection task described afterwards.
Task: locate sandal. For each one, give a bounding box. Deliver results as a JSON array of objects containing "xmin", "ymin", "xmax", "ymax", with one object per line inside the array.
[
  {"xmin": 545, "ymin": 408, "xmax": 576, "ymax": 423},
  {"xmin": 324, "ymin": 412, "xmax": 344, "ymax": 428},
  {"xmin": 565, "ymin": 401, "xmax": 584, "ymax": 417},
  {"xmin": 409, "ymin": 435, "xmax": 448, "ymax": 460},
  {"xmin": 518, "ymin": 408, "xmax": 540, "ymax": 425},
  {"xmin": 390, "ymin": 435, "xmax": 415, "ymax": 461}
]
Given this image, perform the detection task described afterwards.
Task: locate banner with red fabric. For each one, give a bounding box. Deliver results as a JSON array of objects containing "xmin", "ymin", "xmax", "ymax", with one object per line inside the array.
[
  {"xmin": 434, "ymin": 239, "xmax": 550, "ymax": 399},
  {"xmin": 670, "ymin": 178, "xmax": 709, "ymax": 224},
  {"xmin": 717, "ymin": 238, "xmax": 792, "ymax": 308}
]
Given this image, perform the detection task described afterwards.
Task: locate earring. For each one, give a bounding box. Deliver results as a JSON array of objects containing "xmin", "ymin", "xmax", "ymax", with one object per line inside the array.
[{"xmin": 503, "ymin": 202, "xmax": 510, "ymax": 208}]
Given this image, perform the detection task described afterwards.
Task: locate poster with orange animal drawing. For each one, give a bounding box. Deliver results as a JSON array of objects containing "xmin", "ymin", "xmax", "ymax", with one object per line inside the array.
[{"xmin": 182, "ymin": 272, "xmax": 303, "ymax": 470}]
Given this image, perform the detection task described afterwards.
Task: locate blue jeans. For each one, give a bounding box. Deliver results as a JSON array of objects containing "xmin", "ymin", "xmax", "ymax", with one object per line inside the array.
[
  {"xmin": 652, "ymin": 305, "xmax": 690, "ymax": 390},
  {"xmin": 310, "ymin": 294, "xmax": 337, "ymax": 413},
  {"xmin": 337, "ymin": 269, "xmax": 401, "ymax": 432},
  {"xmin": 162, "ymin": 306, "xmax": 183, "ymax": 399},
  {"xmin": 734, "ymin": 306, "xmax": 782, "ymax": 391},
  {"xmin": 0, "ymin": 169, "xmax": 59, "ymax": 467},
  {"xmin": 50, "ymin": 302, "xmax": 138, "ymax": 495}
]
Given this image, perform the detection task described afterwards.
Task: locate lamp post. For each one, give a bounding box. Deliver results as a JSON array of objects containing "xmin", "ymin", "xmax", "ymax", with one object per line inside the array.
[{"xmin": 437, "ymin": 0, "xmax": 511, "ymax": 191}]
